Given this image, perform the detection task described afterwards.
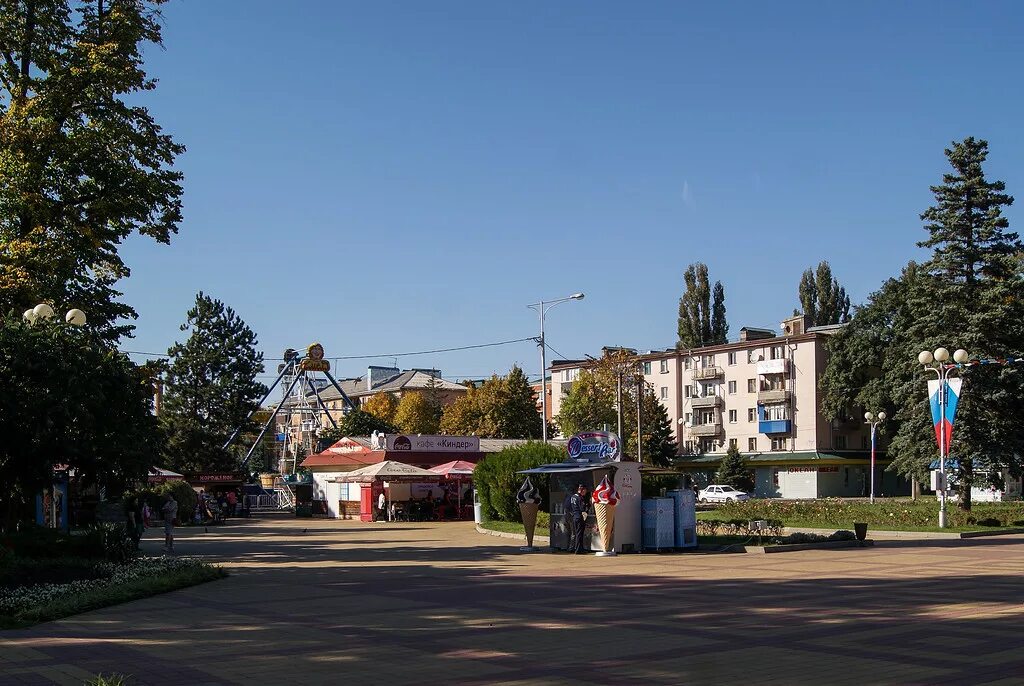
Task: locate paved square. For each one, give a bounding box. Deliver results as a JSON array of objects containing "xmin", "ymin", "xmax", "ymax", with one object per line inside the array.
[{"xmin": 2, "ymin": 517, "xmax": 1023, "ymax": 685}]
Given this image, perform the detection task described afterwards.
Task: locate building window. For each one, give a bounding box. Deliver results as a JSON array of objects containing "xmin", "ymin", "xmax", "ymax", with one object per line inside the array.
[
  {"xmin": 564, "ymin": 368, "xmax": 579, "ymax": 382},
  {"xmin": 748, "ymin": 408, "xmax": 756, "ymax": 422},
  {"xmin": 699, "ymin": 438, "xmax": 715, "ymax": 453},
  {"xmin": 660, "ymin": 386, "xmax": 668, "ymax": 400},
  {"xmin": 770, "ymin": 345, "xmax": 785, "ymax": 360},
  {"xmin": 747, "ymin": 349, "xmax": 757, "ymax": 363},
  {"xmin": 728, "ymin": 409, "xmax": 737, "ymax": 423},
  {"xmin": 643, "ymin": 362, "xmax": 651, "ymax": 375},
  {"xmin": 834, "ymin": 435, "xmax": 848, "ymax": 450},
  {"xmin": 747, "ymin": 378, "xmax": 756, "ymax": 393},
  {"xmin": 727, "ymin": 352, "xmax": 736, "ymax": 366},
  {"xmin": 684, "ymin": 412, "xmax": 692, "ymax": 425},
  {"xmin": 729, "ymin": 438, "xmax": 738, "ymax": 450},
  {"xmin": 773, "ymin": 469, "xmax": 780, "ymax": 488},
  {"xmin": 762, "ymin": 404, "xmax": 789, "ymax": 421},
  {"xmin": 702, "ymin": 354, "xmax": 714, "ymax": 367},
  {"xmin": 684, "ymin": 386, "xmax": 691, "ymax": 398},
  {"xmin": 684, "ymin": 440, "xmax": 695, "ymax": 454},
  {"xmin": 660, "ymin": 360, "xmax": 669, "ymax": 373},
  {"xmin": 771, "ymin": 437, "xmax": 786, "ymax": 451},
  {"xmin": 684, "ymin": 357, "xmax": 691, "ymax": 369},
  {"xmin": 748, "ymin": 437, "xmax": 757, "ymax": 451},
  {"xmin": 728, "ymin": 380, "xmax": 737, "ymax": 394}
]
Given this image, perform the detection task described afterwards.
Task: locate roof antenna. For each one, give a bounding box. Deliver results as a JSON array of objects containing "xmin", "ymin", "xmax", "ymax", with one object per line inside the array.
[{"xmin": 391, "ymin": 357, "xmax": 398, "ymax": 369}]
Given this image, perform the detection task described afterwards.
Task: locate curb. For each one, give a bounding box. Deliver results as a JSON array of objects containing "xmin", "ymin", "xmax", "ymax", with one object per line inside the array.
[
  {"xmin": 476, "ymin": 525, "xmax": 550, "ymax": 544},
  {"xmin": 784, "ymin": 526, "xmax": 1024, "ymax": 540},
  {"xmin": 726, "ymin": 539, "xmax": 875, "ymax": 554}
]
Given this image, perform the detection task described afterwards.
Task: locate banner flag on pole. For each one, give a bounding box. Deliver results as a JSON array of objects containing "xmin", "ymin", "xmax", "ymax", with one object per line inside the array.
[{"xmin": 927, "ymin": 378, "xmax": 962, "ymax": 450}]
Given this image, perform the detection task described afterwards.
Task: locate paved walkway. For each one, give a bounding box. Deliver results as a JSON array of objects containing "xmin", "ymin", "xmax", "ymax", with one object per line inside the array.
[{"xmin": 2, "ymin": 516, "xmax": 1024, "ymax": 685}]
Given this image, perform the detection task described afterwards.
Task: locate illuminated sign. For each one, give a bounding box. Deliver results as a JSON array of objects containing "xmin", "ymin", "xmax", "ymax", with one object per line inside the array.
[{"xmin": 566, "ymin": 431, "xmax": 621, "ymax": 462}]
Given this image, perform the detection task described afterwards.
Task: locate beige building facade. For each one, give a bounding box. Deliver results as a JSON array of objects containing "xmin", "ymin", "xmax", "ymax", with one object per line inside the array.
[{"xmin": 550, "ymin": 315, "xmax": 909, "ymax": 499}]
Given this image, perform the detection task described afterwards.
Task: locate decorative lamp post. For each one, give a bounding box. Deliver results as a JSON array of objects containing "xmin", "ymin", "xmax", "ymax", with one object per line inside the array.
[
  {"xmin": 863, "ymin": 411, "xmax": 886, "ymax": 503},
  {"xmin": 23, "ymin": 304, "xmax": 87, "ymax": 328},
  {"xmin": 528, "ymin": 292, "xmax": 584, "ymax": 442},
  {"xmin": 918, "ymin": 347, "xmax": 968, "ymax": 528}
]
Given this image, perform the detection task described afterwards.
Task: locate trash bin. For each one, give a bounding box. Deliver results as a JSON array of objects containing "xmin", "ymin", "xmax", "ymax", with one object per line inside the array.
[{"xmin": 473, "ymin": 489, "xmax": 483, "ymax": 524}]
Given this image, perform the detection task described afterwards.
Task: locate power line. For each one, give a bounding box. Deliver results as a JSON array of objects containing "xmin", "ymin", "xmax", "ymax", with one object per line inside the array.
[{"xmin": 120, "ymin": 336, "xmax": 538, "ymax": 362}]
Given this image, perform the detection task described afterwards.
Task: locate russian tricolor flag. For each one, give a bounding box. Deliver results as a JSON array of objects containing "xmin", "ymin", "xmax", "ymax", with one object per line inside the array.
[{"xmin": 927, "ymin": 378, "xmax": 962, "ymax": 450}]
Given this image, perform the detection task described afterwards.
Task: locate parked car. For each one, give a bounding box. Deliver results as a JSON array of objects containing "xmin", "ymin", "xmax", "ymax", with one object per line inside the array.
[{"xmin": 698, "ymin": 485, "xmax": 751, "ymax": 503}]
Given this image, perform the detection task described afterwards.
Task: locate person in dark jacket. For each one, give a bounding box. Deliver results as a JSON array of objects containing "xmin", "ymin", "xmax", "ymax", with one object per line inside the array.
[{"xmin": 565, "ymin": 484, "xmax": 589, "ymax": 554}]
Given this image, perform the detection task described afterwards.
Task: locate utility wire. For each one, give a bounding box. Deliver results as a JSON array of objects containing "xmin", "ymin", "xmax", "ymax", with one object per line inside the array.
[{"xmin": 121, "ymin": 336, "xmax": 538, "ymax": 361}]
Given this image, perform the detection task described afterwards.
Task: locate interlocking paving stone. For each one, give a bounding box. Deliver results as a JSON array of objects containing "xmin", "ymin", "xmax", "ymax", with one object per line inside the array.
[{"xmin": 2, "ymin": 517, "xmax": 1023, "ymax": 685}]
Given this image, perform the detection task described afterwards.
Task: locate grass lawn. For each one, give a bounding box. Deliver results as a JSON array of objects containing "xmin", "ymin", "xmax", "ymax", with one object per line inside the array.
[{"xmin": 1, "ymin": 559, "xmax": 227, "ymax": 629}]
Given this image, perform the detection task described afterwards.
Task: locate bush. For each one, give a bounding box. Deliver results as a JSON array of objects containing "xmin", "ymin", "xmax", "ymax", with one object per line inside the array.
[
  {"xmin": 473, "ymin": 442, "xmax": 564, "ymax": 521},
  {"xmin": 154, "ymin": 481, "xmax": 198, "ymax": 524},
  {"xmin": 0, "ymin": 523, "xmax": 135, "ymax": 561}
]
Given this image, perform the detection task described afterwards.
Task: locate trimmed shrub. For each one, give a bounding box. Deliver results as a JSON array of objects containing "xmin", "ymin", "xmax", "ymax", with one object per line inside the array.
[{"xmin": 473, "ymin": 442, "xmax": 564, "ymax": 521}]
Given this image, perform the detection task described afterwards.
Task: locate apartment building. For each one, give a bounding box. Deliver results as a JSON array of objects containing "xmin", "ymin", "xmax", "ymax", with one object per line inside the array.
[{"xmin": 550, "ymin": 315, "xmax": 911, "ymax": 499}]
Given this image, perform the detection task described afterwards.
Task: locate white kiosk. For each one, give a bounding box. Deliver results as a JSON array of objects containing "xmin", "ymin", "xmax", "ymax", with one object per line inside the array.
[{"xmin": 520, "ymin": 431, "xmax": 643, "ymax": 554}]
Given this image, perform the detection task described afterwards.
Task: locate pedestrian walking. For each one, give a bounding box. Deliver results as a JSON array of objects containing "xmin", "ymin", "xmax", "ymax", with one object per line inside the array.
[
  {"xmin": 565, "ymin": 484, "xmax": 589, "ymax": 554},
  {"xmin": 161, "ymin": 493, "xmax": 178, "ymax": 553}
]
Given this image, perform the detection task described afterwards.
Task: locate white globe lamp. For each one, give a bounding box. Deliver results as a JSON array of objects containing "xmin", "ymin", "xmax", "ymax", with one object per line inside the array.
[
  {"xmin": 66, "ymin": 309, "xmax": 87, "ymax": 327},
  {"xmin": 33, "ymin": 303, "xmax": 55, "ymax": 320}
]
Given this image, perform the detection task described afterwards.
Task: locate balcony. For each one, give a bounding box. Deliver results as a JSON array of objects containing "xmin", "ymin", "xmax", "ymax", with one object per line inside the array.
[
  {"xmin": 694, "ymin": 366, "xmax": 723, "ymax": 380},
  {"xmin": 759, "ymin": 419, "xmax": 792, "ymax": 434},
  {"xmin": 757, "ymin": 389, "xmax": 791, "ymax": 404},
  {"xmin": 756, "ymin": 358, "xmax": 789, "ymax": 376},
  {"xmin": 690, "ymin": 395, "xmax": 723, "ymax": 409},
  {"xmin": 689, "ymin": 421, "xmax": 722, "ymax": 437}
]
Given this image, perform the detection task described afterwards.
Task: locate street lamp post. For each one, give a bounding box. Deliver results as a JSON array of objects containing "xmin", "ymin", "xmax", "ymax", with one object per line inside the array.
[
  {"xmin": 528, "ymin": 293, "xmax": 584, "ymax": 442},
  {"xmin": 918, "ymin": 347, "xmax": 969, "ymax": 528},
  {"xmin": 863, "ymin": 411, "xmax": 886, "ymax": 503}
]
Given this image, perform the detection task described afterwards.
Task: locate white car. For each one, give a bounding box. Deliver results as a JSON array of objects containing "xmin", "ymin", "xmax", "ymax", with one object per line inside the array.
[{"xmin": 698, "ymin": 485, "xmax": 751, "ymax": 503}]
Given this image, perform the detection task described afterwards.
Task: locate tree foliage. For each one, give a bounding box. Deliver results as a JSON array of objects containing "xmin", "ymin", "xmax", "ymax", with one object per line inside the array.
[
  {"xmin": 439, "ymin": 365, "xmax": 541, "ymax": 439},
  {"xmin": 820, "ymin": 138, "xmax": 1022, "ymax": 510},
  {"xmin": 715, "ymin": 445, "xmax": 754, "ymax": 492},
  {"xmin": 555, "ymin": 350, "xmax": 676, "ymax": 466},
  {"xmin": 0, "ymin": 0, "xmax": 184, "ymax": 341},
  {"xmin": 0, "ymin": 312, "xmax": 157, "ymax": 528},
  {"xmin": 361, "ymin": 392, "xmax": 398, "ymax": 424},
  {"xmin": 160, "ymin": 293, "xmax": 266, "ymax": 473},
  {"xmin": 797, "ymin": 261, "xmax": 851, "ymax": 326},
  {"xmin": 677, "ymin": 262, "xmax": 728, "ymax": 348},
  {"xmin": 328, "ymin": 409, "xmax": 396, "ymax": 440},
  {"xmin": 393, "ymin": 391, "xmax": 440, "ymax": 434}
]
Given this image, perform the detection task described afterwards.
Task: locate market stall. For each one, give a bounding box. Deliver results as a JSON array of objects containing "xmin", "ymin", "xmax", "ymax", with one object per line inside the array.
[
  {"xmin": 331, "ymin": 461, "xmax": 442, "ymax": 521},
  {"xmin": 428, "ymin": 460, "xmax": 475, "ymax": 520}
]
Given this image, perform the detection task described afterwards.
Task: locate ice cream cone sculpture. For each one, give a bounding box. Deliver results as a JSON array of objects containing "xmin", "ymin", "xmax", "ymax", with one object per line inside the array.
[
  {"xmin": 516, "ymin": 477, "xmax": 542, "ymax": 548},
  {"xmin": 591, "ymin": 475, "xmax": 619, "ymax": 553}
]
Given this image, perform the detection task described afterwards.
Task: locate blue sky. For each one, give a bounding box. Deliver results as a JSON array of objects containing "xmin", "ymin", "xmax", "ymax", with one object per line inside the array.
[{"xmin": 119, "ymin": 0, "xmax": 1024, "ymax": 383}]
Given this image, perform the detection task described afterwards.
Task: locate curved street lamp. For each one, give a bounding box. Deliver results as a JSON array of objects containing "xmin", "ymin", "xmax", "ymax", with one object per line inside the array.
[
  {"xmin": 528, "ymin": 293, "xmax": 584, "ymax": 442},
  {"xmin": 918, "ymin": 346, "xmax": 968, "ymax": 528}
]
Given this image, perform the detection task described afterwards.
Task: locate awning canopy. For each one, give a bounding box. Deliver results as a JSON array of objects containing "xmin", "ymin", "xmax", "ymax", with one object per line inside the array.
[
  {"xmin": 429, "ymin": 460, "xmax": 476, "ymax": 477},
  {"xmin": 329, "ymin": 461, "xmax": 441, "ymax": 484}
]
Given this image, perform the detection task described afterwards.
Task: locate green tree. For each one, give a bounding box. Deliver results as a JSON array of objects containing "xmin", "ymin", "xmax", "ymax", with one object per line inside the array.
[
  {"xmin": 677, "ymin": 262, "xmax": 727, "ymax": 348},
  {"xmin": 160, "ymin": 293, "xmax": 266, "ymax": 473},
  {"xmin": 0, "ymin": 312, "xmax": 157, "ymax": 529},
  {"xmin": 0, "ymin": 0, "xmax": 184, "ymax": 341},
  {"xmin": 797, "ymin": 261, "xmax": 851, "ymax": 326},
  {"xmin": 393, "ymin": 391, "xmax": 440, "ymax": 434},
  {"xmin": 325, "ymin": 409, "xmax": 396, "ymax": 440},
  {"xmin": 440, "ymin": 365, "xmax": 541, "ymax": 439},
  {"xmin": 626, "ymin": 388, "xmax": 677, "ymax": 468},
  {"xmin": 821, "ymin": 138, "xmax": 1023, "ymax": 510},
  {"xmin": 715, "ymin": 446, "xmax": 754, "ymax": 492},
  {"xmin": 554, "ymin": 370, "xmax": 617, "ymax": 437}
]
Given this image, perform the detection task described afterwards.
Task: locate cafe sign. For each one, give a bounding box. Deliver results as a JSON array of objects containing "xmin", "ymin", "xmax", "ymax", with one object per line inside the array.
[
  {"xmin": 566, "ymin": 431, "xmax": 621, "ymax": 462},
  {"xmin": 385, "ymin": 434, "xmax": 480, "ymax": 453}
]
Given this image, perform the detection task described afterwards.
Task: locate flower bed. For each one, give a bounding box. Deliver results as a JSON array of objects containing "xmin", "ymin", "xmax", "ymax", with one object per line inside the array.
[
  {"xmin": 1, "ymin": 556, "xmax": 225, "ymax": 627},
  {"xmin": 708, "ymin": 498, "xmax": 1024, "ymax": 531}
]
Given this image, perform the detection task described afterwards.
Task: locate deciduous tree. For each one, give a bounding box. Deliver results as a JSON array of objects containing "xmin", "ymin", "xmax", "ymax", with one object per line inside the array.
[
  {"xmin": 0, "ymin": 0, "xmax": 184, "ymax": 341},
  {"xmin": 677, "ymin": 262, "xmax": 728, "ymax": 348},
  {"xmin": 361, "ymin": 392, "xmax": 398, "ymax": 424},
  {"xmin": 393, "ymin": 391, "xmax": 440, "ymax": 434}
]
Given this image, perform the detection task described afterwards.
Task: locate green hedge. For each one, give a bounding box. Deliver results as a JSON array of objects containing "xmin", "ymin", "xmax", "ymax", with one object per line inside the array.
[
  {"xmin": 712, "ymin": 499, "xmax": 1024, "ymax": 530},
  {"xmin": 473, "ymin": 442, "xmax": 564, "ymax": 521},
  {"xmin": 0, "ymin": 522, "xmax": 136, "ymax": 561}
]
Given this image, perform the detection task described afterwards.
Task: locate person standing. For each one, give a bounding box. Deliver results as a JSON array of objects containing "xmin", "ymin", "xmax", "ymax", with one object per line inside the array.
[
  {"xmin": 565, "ymin": 484, "xmax": 589, "ymax": 554},
  {"xmin": 161, "ymin": 493, "xmax": 178, "ymax": 553},
  {"xmin": 226, "ymin": 489, "xmax": 238, "ymax": 517},
  {"xmin": 377, "ymin": 490, "xmax": 387, "ymax": 521}
]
